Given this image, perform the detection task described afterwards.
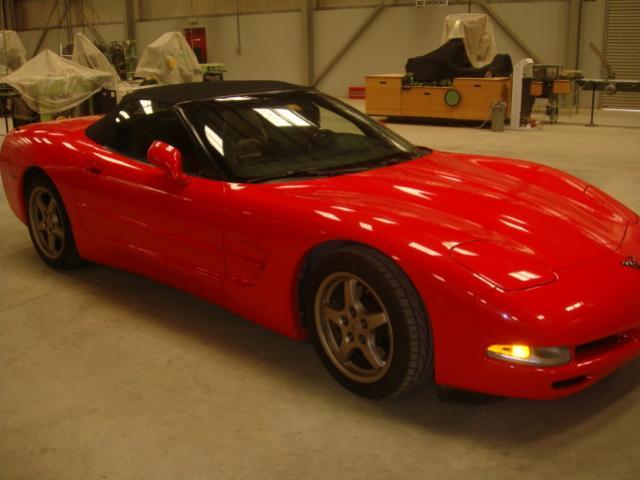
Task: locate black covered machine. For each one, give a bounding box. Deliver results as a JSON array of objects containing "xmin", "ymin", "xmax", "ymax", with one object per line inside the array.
[{"xmin": 405, "ymin": 38, "xmax": 513, "ymax": 84}]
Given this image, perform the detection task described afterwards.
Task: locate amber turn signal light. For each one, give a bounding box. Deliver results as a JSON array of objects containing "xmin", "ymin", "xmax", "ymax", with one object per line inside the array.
[{"xmin": 487, "ymin": 344, "xmax": 571, "ymax": 367}]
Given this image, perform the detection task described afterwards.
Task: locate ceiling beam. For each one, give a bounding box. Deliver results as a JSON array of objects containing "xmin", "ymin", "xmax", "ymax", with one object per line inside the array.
[
  {"xmin": 32, "ymin": 0, "xmax": 63, "ymax": 57},
  {"xmin": 476, "ymin": 0, "xmax": 543, "ymax": 63},
  {"xmin": 313, "ymin": 0, "xmax": 389, "ymax": 87}
]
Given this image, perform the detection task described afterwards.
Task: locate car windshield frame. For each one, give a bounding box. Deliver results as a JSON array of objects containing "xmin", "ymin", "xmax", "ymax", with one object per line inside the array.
[{"xmin": 176, "ymin": 90, "xmax": 429, "ymax": 183}]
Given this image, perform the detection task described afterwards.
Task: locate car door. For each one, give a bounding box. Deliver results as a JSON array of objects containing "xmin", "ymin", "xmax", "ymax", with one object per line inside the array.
[{"xmin": 74, "ymin": 98, "xmax": 226, "ymax": 302}]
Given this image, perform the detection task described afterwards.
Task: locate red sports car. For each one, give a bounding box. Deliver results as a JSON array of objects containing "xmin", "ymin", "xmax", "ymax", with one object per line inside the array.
[{"xmin": 1, "ymin": 81, "xmax": 639, "ymax": 399}]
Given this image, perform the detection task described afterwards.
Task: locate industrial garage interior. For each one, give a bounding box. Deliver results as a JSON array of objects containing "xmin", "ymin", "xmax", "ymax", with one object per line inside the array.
[{"xmin": 0, "ymin": 1, "xmax": 639, "ymax": 479}]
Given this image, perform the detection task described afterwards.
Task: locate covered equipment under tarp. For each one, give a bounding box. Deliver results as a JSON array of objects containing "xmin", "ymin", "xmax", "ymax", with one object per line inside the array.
[
  {"xmin": 441, "ymin": 13, "xmax": 497, "ymax": 68},
  {"xmin": 405, "ymin": 39, "xmax": 512, "ymax": 83},
  {"xmin": 0, "ymin": 30, "xmax": 27, "ymax": 73},
  {"xmin": 135, "ymin": 31, "xmax": 203, "ymax": 85},
  {"xmin": 3, "ymin": 49, "xmax": 116, "ymax": 114},
  {"xmin": 71, "ymin": 33, "xmax": 119, "ymax": 88},
  {"xmin": 405, "ymin": 13, "xmax": 512, "ymax": 84}
]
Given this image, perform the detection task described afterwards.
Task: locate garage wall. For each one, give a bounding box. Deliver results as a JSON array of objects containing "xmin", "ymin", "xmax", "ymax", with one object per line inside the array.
[
  {"xmin": 12, "ymin": 0, "xmax": 123, "ymax": 28},
  {"xmin": 136, "ymin": 13, "xmax": 306, "ymax": 85},
  {"xmin": 11, "ymin": 0, "xmax": 608, "ymax": 102},
  {"xmin": 17, "ymin": 24, "xmax": 125, "ymax": 57},
  {"xmin": 314, "ymin": 2, "xmax": 570, "ymax": 96},
  {"xmin": 138, "ymin": 0, "xmax": 301, "ymax": 18}
]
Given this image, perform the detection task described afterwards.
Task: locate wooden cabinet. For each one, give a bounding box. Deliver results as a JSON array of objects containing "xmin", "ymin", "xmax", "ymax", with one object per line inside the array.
[
  {"xmin": 452, "ymin": 78, "xmax": 511, "ymax": 120},
  {"xmin": 365, "ymin": 74, "xmax": 403, "ymax": 116},
  {"xmin": 552, "ymin": 79, "xmax": 571, "ymax": 95},
  {"xmin": 530, "ymin": 81, "xmax": 544, "ymax": 96},
  {"xmin": 365, "ymin": 74, "xmax": 511, "ymax": 121},
  {"xmin": 402, "ymin": 87, "xmax": 453, "ymax": 118}
]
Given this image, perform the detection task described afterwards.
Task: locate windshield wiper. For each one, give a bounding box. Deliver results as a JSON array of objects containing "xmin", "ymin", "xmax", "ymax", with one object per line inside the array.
[
  {"xmin": 244, "ymin": 150, "xmax": 424, "ymax": 184},
  {"xmin": 375, "ymin": 151, "xmax": 419, "ymax": 166},
  {"xmin": 245, "ymin": 165, "xmax": 372, "ymax": 184},
  {"xmin": 245, "ymin": 168, "xmax": 330, "ymax": 184}
]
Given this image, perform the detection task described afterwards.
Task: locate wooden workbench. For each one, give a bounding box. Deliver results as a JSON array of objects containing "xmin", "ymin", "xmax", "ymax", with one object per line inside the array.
[{"xmin": 365, "ymin": 74, "xmax": 511, "ymax": 121}]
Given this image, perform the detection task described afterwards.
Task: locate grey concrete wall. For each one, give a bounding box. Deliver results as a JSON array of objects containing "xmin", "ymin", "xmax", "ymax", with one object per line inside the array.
[
  {"xmin": 135, "ymin": 12, "xmax": 306, "ymax": 85},
  {"xmin": 13, "ymin": 1, "xmax": 608, "ymax": 102},
  {"xmin": 579, "ymin": 0, "xmax": 607, "ymax": 80},
  {"xmin": 18, "ymin": 24, "xmax": 126, "ymax": 58},
  {"xmin": 314, "ymin": 1, "xmax": 607, "ymax": 98}
]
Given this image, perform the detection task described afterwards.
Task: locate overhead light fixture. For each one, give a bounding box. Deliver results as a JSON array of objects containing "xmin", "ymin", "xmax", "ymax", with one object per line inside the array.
[
  {"xmin": 204, "ymin": 125, "xmax": 224, "ymax": 155},
  {"xmin": 274, "ymin": 108, "xmax": 311, "ymax": 126},
  {"xmin": 216, "ymin": 96, "xmax": 255, "ymax": 102},
  {"xmin": 139, "ymin": 100, "xmax": 153, "ymax": 115},
  {"xmin": 253, "ymin": 108, "xmax": 312, "ymax": 128},
  {"xmin": 254, "ymin": 108, "xmax": 290, "ymax": 127}
]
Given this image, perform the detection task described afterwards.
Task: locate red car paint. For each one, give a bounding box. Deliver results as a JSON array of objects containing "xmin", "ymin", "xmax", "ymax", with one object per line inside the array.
[{"xmin": 1, "ymin": 117, "xmax": 639, "ymax": 399}]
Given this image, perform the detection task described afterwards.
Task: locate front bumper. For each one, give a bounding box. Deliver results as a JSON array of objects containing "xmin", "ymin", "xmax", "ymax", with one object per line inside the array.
[
  {"xmin": 419, "ymin": 220, "xmax": 640, "ymax": 400},
  {"xmin": 466, "ymin": 328, "xmax": 640, "ymax": 399}
]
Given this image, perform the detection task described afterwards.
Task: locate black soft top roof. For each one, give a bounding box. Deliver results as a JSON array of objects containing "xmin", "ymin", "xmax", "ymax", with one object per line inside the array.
[
  {"xmin": 86, "ymin": 80, "xmax": 311, "ymax": 145},
  {"xmin": 121, "ymin": 80, "xmax": 310, "ymax": 105}
]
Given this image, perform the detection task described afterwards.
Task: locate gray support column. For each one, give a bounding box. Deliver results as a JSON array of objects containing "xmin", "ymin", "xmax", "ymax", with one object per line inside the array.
[
  {"xmin": 567, "ymin": 0, "xmax": 582, "ymax": 68},
  {"xmin": 124, "ymin": 0, "xmax": 136, "ymax": 41},
  {"xmin": 2, "ymin": 0, "xmax": 16, "ymax": 30},
  {"xmin": 302, "ymin": 0, "xmax": 315, "ymax": 86}
]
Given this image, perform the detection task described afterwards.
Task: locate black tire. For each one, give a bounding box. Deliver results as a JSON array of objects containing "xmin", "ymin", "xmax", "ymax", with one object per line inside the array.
[
  {"xmin": 25, "ymin": 174, "xmax": 82, "ymax": 269},
  {"xmin": 305, "ymin": 245, "xmax": 433, "ymax": 398}
]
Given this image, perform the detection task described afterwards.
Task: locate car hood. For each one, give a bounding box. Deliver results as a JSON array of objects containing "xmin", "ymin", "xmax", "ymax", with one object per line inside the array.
[{"xmin": 270, "ymin": 151, "xmax": 632, "ymax": 271}]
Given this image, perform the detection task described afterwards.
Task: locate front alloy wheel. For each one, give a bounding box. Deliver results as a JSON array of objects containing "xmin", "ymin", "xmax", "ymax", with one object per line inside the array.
[
  {"xmin": 315, "ymin": 273, "xmax": 394, "ymax": 383},
  {"xmin": 307, "ymin": 245, "xmax": 433, "ymax": 398}
]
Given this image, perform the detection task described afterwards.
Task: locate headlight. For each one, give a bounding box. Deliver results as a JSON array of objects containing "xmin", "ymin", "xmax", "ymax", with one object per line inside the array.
[{"xmin": 487, "ymin": 344, "xmax": 571, "ymax": 367}]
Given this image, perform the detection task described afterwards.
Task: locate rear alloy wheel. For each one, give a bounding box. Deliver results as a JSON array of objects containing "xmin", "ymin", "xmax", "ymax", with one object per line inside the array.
[
  {"xmin": 26, "ymin": 175, "xmax": 82, "ymax": 269},
  {"xmin": 307, "ymin": 246, "xmax": 433, "ymax": 398}
]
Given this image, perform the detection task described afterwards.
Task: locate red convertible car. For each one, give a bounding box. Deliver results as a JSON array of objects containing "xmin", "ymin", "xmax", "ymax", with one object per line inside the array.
[{"xmin": 1, "ymin": 81, "xmax": 639, "ymax": 399}]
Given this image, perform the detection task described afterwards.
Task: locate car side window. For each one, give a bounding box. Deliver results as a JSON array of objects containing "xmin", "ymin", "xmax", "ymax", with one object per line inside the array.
[{"xmin": 105, "ymin": 99, "xmax": 214, "ymax": 178}]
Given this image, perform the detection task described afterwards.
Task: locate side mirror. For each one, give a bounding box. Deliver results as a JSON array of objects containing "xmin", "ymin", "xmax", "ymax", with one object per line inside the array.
[{"xmin": 147, "ymin": 140, "xmax": 189, "ymax": 185}]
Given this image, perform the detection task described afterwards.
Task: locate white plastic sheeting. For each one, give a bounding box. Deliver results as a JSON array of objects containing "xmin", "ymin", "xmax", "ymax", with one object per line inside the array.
[
  {"xmin": 71, "ymin": 33, "xmax": 119, "ymax": 88},
  {"xmin": 114, "ymin": 81, "xmax": 156, "ymax": 103},
  {"xmin": 135, "ymin": 31, "xmax": 203, "ymax": 85},
  {"xmin": 441, "ymin": 14, "xmax": 497, "ymax": 68},
  {"xmin": 0, "ymin": 30, "xmax": 27, "ymax": 72},
  {"xmin": 3, "ymin": 49, "xmax": 115, "ymax": 114}
]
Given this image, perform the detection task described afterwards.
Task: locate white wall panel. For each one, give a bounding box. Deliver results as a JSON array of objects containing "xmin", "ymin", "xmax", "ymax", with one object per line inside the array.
[
  {"xmin": 315, "ymin": 5, "xmax": 467, "ymax": 95},
  {"xmin": 313, "ymin": 2, "xmax": 569, "ymax": 96},
  {"xmin": 18, "ymin": 24, "xmax": 125, "ymax": 57},
  {"xmin": 15, "ymin": 0, "xmax": 124, "ymax": 29},
  {"xmin": 136, "ymin": 12, "xmax": 305, "ymax": 84},
  {"xmin": 10, "ymin": 0, "xmax": 612, "ymax": 103},
  {"xmin": 140, "ymin": 0, "xmax": 301, "ymax": 20}
]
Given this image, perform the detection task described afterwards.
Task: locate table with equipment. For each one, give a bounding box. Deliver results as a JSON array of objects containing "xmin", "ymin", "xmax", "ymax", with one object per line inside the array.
[
  {"xmin": 365, "ymin": 74, "xmax": 511, "ymax": 122},
  {"xmin": 578, "ymin": 78, "xmax": 640, "ymax": 126},
  {"xmin": 201, "ymin": 63, "xmax": 226, "ymax": 82}
]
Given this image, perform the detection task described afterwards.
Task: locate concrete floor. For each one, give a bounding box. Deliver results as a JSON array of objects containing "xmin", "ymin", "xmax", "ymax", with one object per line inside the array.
[{"xmin": 1, "ymin": 108, "xmax": 639, "ymax": 480}]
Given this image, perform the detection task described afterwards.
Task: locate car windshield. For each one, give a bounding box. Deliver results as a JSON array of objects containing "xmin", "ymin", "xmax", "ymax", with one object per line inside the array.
[{"xmin": 179, "ymin": 91, "xmax": 427, "ymax": 183}]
